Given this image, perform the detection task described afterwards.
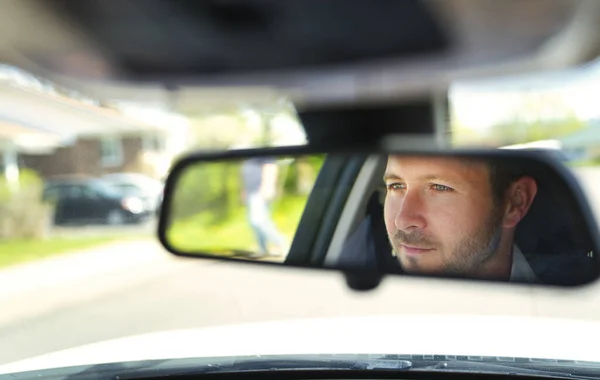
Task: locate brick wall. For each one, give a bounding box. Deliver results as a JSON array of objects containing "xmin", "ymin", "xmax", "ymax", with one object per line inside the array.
[
  {"xmin": 101, "ymin": 136, "xmax": 143, "ymax": 175},
  {"xmin": 21, "ymin": 135, "xmax": 146, "ymax": 179},
  {"xmin": 20, "ymin": 145, "xmax": 79, "ymax": 178}
]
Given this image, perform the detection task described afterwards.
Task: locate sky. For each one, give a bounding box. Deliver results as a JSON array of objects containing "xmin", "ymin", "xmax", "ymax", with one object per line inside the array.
[{"xmin": 450, "ymin": 57, "xmax": 600, "ymax": 130}]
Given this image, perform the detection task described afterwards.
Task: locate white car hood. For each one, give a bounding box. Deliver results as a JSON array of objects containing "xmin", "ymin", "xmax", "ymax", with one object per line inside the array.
[{"xmin": 1, "ymin": 314, "xmax": 599, "ymax": 374}]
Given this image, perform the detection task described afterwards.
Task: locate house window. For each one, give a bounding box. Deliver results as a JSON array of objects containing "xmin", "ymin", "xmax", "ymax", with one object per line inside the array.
[
  {"xmin": 142, "ymin": 134, "xmax": 166, "ymax": 152},
  {"xmin": 100, "ymin": 137, "xmax": 123, "ymax": 167}
]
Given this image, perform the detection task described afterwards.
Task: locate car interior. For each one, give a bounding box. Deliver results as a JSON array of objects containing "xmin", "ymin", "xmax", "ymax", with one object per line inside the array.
[
  {"xmin": 255, "ymin": 100, "xmax": 596, "ymax": 286},
  {"xmin": 6, "ymin": 0, "xmax": 600, "ymax": 378},
  {"xmin": 155, "ymin": 93, "xmax": 600, "ymax": 288},
  {"xmin": 207, "ymin": 142, "xmax": 585, "ymax": 287},
  {"xmin": 312, "ymin": 152, "xmax": 599, "ymax": 285}
]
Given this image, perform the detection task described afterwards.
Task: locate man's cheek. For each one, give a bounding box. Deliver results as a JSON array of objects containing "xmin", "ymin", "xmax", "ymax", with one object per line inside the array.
[
  {"xmin": 383, "ymin": 203, "xmax": 396, "ymax": 231},
  {"xmin": 431, "ymin": 206, "xmax": 464, "ymax": 232}
]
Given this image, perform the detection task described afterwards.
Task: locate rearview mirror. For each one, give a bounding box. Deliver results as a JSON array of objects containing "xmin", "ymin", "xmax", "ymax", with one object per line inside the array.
[{"xmin": 158, "ymin": 147, "xmax": 600, "ymax": 289}]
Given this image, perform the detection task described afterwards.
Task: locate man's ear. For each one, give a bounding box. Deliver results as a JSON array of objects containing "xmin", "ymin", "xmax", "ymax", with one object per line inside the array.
[{"xmin": 502, "ymin": 176, "xmax": 538, "ymax": 229}]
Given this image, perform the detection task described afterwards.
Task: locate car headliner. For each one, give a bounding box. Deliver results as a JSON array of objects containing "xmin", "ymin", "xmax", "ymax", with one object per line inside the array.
[{"xmin": 2, "ymin": 0, "xmax": 600, "ymax": 111}]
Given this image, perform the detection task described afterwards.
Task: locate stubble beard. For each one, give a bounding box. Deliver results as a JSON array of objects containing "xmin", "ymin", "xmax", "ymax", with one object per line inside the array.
[{"xmin": 389, "ymin": 208, "xmax": 504, "ymax": 277}]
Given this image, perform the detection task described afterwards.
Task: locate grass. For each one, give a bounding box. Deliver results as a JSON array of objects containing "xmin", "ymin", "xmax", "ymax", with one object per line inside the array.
[
  {"xmin": 1, "ymin": 236, "xmax": 119, "ymax": 269},
  {"xmin": 567, "ymin": 160, "xmax": 600, "ymax": 168},
  {"xmin": 167, "ymin": 195, "xmax": 308, "ymax": 256}
]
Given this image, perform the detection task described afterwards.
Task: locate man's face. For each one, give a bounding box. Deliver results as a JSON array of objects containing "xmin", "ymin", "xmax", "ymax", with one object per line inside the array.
[{"xmin": 383, "ymin": 155, "xmax": 504, "ymax": 276}]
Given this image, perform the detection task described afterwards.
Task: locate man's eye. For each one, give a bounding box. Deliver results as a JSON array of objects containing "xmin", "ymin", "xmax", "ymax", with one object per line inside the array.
[
  {"xmin": 431, "ymin": 184, "xmax": 453, "ymax": 192},
  {"xmin": 386, "ymin": 183, "xmax": 406, "ymax": 191}
]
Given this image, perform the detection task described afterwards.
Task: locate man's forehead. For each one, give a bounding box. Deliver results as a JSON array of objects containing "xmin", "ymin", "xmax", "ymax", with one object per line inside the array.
[{"xmin": 385, "ymin": 155, "xmax": 488, "ymax": 178}]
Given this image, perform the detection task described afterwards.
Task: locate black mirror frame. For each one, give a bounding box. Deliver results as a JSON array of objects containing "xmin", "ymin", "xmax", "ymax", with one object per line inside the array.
[{"xmin": 157, "ymin": 144, "xmax": 600, "ymax": 291}]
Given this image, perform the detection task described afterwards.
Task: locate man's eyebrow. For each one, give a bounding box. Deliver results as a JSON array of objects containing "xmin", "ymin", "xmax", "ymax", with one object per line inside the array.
[
  {"xmin": 421, "ymin": 174, "xmax": 454, "ymax": 182},
  {"xmin": 383, "ymin": 173, "xmax": 456, "ymax": 183},
  {"xmin": 383, "ymin": 173, "xmax": 402, "ymax": 182}
]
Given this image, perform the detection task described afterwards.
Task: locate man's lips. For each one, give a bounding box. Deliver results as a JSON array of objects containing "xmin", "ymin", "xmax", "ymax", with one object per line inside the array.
[{"xmin": 400, "ymin": 244, "xmax": 434, "ymax": 255}]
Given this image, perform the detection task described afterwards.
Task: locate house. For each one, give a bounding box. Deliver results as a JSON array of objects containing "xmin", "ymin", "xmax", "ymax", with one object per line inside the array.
[
  {"xmin": 19, "ymin": 132, "xmax": 174, "ymax": 180},
  {"xmin": 0, "ymin": 74, "xmax": 187, "ymax": 182},
  {"xmin": 0, "ymin": 114, "xmax": 65, "ymax": 188}
]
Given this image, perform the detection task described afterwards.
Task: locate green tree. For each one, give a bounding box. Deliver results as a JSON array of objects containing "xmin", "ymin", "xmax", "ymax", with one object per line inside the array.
[{"xmin": 488, "ymin": 116, "xmax": 585, "ymax": 146}]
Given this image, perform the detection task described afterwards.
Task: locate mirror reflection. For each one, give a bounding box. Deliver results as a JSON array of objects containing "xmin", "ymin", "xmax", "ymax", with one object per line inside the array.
[
  {"xmin": 165, "ymin": 152, "xmax": 598, "ymax": 285},
  {"xmin": 167, "ymin": 155, "xmax": 324, "ymax": 262}
]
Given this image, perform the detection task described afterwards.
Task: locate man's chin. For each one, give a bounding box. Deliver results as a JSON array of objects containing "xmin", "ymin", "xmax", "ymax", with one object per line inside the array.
[
  {"xmin": 397, "ymin": 254, "xmax": 445, "ymax": 276},
  {"xmin": 399, "ymin": 258, "xmax": 474, "ymax": 278}
]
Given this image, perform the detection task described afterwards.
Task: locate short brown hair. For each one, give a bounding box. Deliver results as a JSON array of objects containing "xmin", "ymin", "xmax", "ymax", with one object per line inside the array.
[{"xmin": 486, "ymin": 159, "xmax": 526, "ymax": 206}]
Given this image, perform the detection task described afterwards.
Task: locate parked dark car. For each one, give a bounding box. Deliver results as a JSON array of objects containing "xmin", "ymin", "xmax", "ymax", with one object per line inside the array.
[
  {"xmin": 101, "ymin": 173, "xmax": 164, "ymax": 216},
  {"xmin": 42, "ymin": 178, "xmax": 150, "ymax": 226}
]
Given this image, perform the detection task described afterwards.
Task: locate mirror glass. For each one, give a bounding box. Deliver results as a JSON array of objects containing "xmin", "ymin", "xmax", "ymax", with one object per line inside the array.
[
  {"xmin": 167, "ymin": 155, "xmax": 325, "ymax": 262},
  {"xmin": 163, "ymin": 151, "xmax": 599, "ymax": 286}
]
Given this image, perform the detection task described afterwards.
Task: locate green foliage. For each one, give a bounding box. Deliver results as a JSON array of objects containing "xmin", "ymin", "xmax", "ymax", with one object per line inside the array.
[
  {"xmin": 1, "ymin": 237, "xmax": 117, "ymax": 269},
  {"xmin": 281, "ymin": 155, "xmax": 325, "ymax": 195},
  {"xmin": 568, "ymin": 156, "xmax": 600, "ymax": 167},
  {"xmin": 451, "ymin": 91, "xmax": 587, "ymax": 147},
  {"xmin": 170, "ymin": 161, "xmax": 242, "ymax": 223},
  {"xmin": 306, "ymin": 154, "xmax": 326, "ymax": 173},
  {"xmin": 167, "ymin": 195, "xmax": 308, "ymax": 255},
  {"xmin": 452, "ymin": 116, "xmax": 587, "ymax": 147},
  {"xmin": 166, "ymin": 154, "xmax": 325, "ymax": 255},
  {"xmin": 282, "ymin": 162, "xmax": 298, "ymax": 192},
  {"xmin": 0, "ymin": 169, "xmax": 53, "ymax": 240},
  {"xmin": 451, "ymin": 123, "xmax": 491, "ymax": 146},
  {"xmin": 170, "ymin": 155, "xmax": 325, "ymax": 224},
  {"xmin": 488, "ymin": 117, "xmax": 585, "ymax": 146}
]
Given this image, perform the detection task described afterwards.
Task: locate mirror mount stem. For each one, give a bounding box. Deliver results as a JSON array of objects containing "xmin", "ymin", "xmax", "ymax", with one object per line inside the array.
[{"xmin": 343, "ymin": 271, "xmax": 383, "ymax": 291}]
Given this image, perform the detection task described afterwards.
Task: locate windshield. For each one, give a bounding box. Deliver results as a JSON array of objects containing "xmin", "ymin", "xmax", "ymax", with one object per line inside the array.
[{"xmin": 3, "ymin": 1, "xmax": 600, "ymax": 378}]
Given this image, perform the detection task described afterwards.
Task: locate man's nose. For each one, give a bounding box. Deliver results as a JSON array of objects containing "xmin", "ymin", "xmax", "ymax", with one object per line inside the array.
[{"xmin": 394, "ymin": 189, "xmax": 427, "ymax": 231}]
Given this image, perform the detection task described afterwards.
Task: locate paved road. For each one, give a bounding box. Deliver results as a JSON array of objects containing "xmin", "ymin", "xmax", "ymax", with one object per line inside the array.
[
  {"xmin": 3, "ymin": 241, "xmax": 600, "ymax": 366},
  {"xmin": 0, "ymin": 241, "xmax": 537, "ymax": 365},
  {"xmin": 49, "ymin": 218, "xmax": 158, "ymax": 238},
  {"xmin": 1, "ymin": 167, "xmax": 600, "ymax": 365}
]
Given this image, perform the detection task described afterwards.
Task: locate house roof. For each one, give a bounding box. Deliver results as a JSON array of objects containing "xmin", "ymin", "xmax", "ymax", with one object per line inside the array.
[
  {"xmin": 0, "ymin": 79, "xmax": 181, "ymax": 154},
  {"xmin": 0, "ymin": 82, "xmax": 169, "ymax": 136},
  {"xmin": 0, "ymin": 119, "xmax": 63, "ymax": 154}
]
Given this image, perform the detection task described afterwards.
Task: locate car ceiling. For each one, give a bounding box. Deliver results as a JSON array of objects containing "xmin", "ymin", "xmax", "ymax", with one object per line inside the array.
[
  {"xmin": 1, "ymin": 1, "xmax": 598, "ymax": 101},
  {"xmin": 35, "ymin": 0, "xmax": 449, "ymax": 76},
  {"xmin": 1, "ymin": 0, "xmax": 600, "ymax": 124}
]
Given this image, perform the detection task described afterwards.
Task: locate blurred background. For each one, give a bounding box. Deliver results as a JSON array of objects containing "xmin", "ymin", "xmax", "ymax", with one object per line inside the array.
[
  {"xmin": 3, "ymin": 0, "xmax": 600, "ymax": 369},
  {"xmin": 5, "ymin": 58, "xmax": 600, "ymax": 251},
  {"xmin": 3, "ymin": 49, "xmax": 600, "ymax": 364}
]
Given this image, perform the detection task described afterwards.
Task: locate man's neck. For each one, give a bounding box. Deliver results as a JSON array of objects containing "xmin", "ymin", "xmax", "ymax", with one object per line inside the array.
[{"xmin": 469, "ymin": 234, "xmax": 514, "ymax": 280}]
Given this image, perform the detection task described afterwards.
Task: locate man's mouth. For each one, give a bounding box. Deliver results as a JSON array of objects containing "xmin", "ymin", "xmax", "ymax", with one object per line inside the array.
[{"xmin": 400, "ymin": 244, "xmax": 434, "ymax": 255}]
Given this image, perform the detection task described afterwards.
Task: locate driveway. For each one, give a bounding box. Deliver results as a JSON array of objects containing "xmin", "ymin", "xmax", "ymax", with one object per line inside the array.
[
  {"xmin": 3, "ymin": 237, "xmax": 600, "ymax": 366},
  {"xmin": 0, "ymin": 239, "xmax": 538, "ymax": 365},
  {"xmin": 0, "ymin": 239, "xmax": 187, "ymax": 326},
  {"xmin": 48, "ymin": 218, "xmax": 158, "ymax": 238}
]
